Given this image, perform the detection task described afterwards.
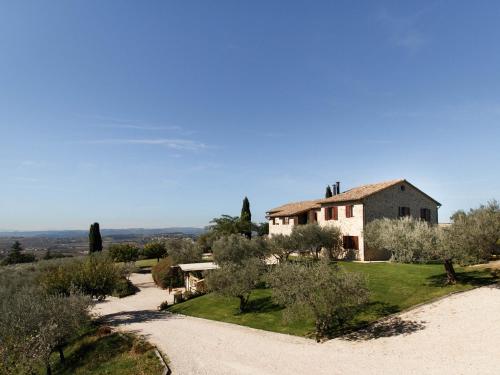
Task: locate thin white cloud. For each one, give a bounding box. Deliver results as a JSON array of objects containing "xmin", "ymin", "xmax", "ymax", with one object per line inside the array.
[
  {"xmin": 376, "ymin": 7, "xmax": 432, "ymax": 54},
  {"xmin": 392, "ymin": 31, "xmax": 426, "ymax": 53},
  {"xmin": 88, "ymin": 138, "xmax": 207, "ymax": 151},
  {"xmin": 20, "ymin": 160, "xmax": 47, "ymax": 167},
  {"xmin": 90, "ymin": 115, "xmax": 189, "ymax": 133},
  {"xmin": 100, "ymin": 123, "xmax": 183, "ymax": 131}
]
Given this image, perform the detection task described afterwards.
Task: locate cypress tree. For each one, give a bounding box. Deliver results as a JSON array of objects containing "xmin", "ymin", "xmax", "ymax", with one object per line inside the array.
[
  {"xmin": 89, "ymin": 222, "xmax": 103, "ymax": 253},
  {"xmin": 325, "ymin": 185, "xmax": 333, "ymax": 198},
  {"xmin": 240, "ymin": 197, "xmax": 252, "ymax": 239}
]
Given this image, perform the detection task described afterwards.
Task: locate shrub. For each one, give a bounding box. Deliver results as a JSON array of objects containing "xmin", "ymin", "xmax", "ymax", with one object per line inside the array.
[
  {"xmin": 151, "ymin": 257, "xmax": 183, "ymax": 289},
  {"xmin": 158, "ymin": 300, "xmax": 170, "ymax": 310},
  {"xmin": 112, "ymin": 278, "xmax": 139, "ymax": 298},
  {"xmin": 38, "ymin": 254, "xmax": 122, "ymax": 300}
]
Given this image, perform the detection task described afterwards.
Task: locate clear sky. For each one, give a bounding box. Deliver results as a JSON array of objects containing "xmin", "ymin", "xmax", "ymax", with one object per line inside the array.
[{"xmin": 1, "ymin": 1, "xmax": 499, "ymax": 230}]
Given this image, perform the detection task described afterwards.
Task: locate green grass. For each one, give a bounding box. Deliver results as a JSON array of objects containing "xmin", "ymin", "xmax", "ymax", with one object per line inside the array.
[
  {"xmin": 169, "ymin": 262, "xmax": 497, "ymax": 338},
  {"xmin": 135, "ymin": 258, "xmax": 159, "ymax": 269},
  {"xmin": 50, "ymin": 326, "xmax": 164, "ymax": 375}
]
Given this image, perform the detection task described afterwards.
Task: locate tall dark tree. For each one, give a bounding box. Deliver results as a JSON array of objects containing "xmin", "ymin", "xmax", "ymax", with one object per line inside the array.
[
  {"xmin": 240, "ymin": 196, "xmax": 252, "ymax": 239},
  {"xmin": 1, "ymin": 241, "xmax": 35, "ymax": 265},
  {"xmin": 325, "ymin": 185, "xmax": 333, "ymax": 198},
  {"xmin": 88, "ymin": 222, "xmax": 103, "ymax": 253}
]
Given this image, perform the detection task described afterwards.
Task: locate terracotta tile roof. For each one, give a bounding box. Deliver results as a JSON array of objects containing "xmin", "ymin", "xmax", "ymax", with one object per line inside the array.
[
  {"xmin": 267, "ymin": 179, "xmax": 440, "ymax": 218},
  {"xmin": 267, "ymin": 199, "xmax": 321, "ymax": 218},
  {"xmin": 318, "ymin": 179, "xmax": 405, "ymax": 204}
]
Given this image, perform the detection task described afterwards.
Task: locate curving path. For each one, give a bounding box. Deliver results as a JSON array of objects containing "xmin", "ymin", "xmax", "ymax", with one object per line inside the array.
[{"xmin": 94, "ymin": 273, "xmax": 500, "ymax": 375}]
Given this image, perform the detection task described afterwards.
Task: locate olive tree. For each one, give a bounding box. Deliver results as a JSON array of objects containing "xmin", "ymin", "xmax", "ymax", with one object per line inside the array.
[
  {"xmin": 290, "ymin": 223, "xmax": 343, "ymax": 259},
  {"xmin": 39, "ymin": 254, "xmax": 121, "ymax": 300},
  {"xmin": 267, "ymin": 234, "xmax": 297, "ymax": 263},
  {"xmin": 205, "ymin": 258, "xmax": 264, "ymax": 313},
  {"xmin": 365, "ymin": 202, "xmax": 500, "ymax": 284},
  {"xmin": 142, "ymin": 241, "xmax": 167, "ymax": 262},
  {"xmin": 166, "ymin": 238, "xmax": 203, "ymax": 264},
  {"xmin": 364, "ymin": 217, "xmax": 438, "ymax": 263},
  {"xmin": 212, "ymin": 234, "xmax": 268, "ymax": 265},
  {"xmin": 108, "ymin": 243, "xmax": 140, "ymax": 264},
  {"xmin": 266, "ymin": 261, "xmax": 369, "ymax": 341},
  {"xmin": 0, "ymin": 270, "xmax": 92, "ymax": 375}
]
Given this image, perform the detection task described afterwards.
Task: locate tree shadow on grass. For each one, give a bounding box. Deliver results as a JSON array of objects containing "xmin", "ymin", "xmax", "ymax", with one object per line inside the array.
[
  {"xmin": 426, "ymin": 270, "xmax": 498, "ymax": 287},
  {"xmin": 342, "ymin": 317, "xmax": 426, "ymax": 341},
  {"xmin": 362, "ymin": 301, "xmax": 400, "ymax": 316},
  {"xmin": 322, "ymin": 301, "xmax": 401, "ymax": 339},
  {"xmin": 244, "ymin": 296, "xmax": 283, "ymax": 314}
]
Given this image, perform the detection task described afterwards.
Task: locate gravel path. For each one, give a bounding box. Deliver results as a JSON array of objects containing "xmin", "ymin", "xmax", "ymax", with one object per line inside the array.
[{"xmin": 95, "ymin": 273, "xmax": 500, "ymax": 375}]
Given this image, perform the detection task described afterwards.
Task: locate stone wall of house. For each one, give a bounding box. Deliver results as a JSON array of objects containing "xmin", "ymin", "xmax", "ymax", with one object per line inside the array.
[
  {"xmin": 316, "ymin": 203, "xmax": 365, "ymax": 260},
  {"xmin": 268, "ymin": 216, "xmax": 295, "ymax": 236},
  {"xmin": 364, "ymin": 181, "xmax": 439, "ymax": 224}
]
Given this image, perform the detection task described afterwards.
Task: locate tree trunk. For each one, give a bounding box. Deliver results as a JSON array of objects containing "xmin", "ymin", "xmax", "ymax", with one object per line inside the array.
[
  {"xmin": 157, "ymin": 257, "xmax": 160, "ymax": 263},
  {"xmin": 58, "ymin": 347, "xmax": 65, "ymax": 363},
  {"xmin": 238, "ymin": 295, "xmax": 248, "ymax": 313},
  {"xmin": 315, "ymin": 320, "xmax": 322, "ymax": 343},
  {"xmin": 46, "ymin": 363, "xmax": 52, "ymax": 375},
  {"xmin": 444, "ymin": 259, "xmax": 457, "ymax": 284}
]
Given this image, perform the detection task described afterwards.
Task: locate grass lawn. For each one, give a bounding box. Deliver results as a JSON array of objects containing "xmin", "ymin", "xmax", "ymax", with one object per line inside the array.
[
  {"xmin": 168, "ymin": 262, "xmax": 498, "ymax": 338},
  {"xmin": 135, "ymin": 258, "xmax": 159, "ymax": 269},
  {"xmin": 50, "ymin": 326, "xmax": 164, "ymax": 375}
]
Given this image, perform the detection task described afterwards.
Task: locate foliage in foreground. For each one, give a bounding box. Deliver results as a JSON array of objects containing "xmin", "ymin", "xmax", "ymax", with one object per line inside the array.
[
  {"xmin": 266, "ymin": 261, "xmax": 369, "ymax": 341},
  {"xmin": 49, "ymin": 327, "xmax": 164, "ymax": 375},
  {"xmin": 0, "ymin": 269, "xmax": 92, "ymax": 375}
]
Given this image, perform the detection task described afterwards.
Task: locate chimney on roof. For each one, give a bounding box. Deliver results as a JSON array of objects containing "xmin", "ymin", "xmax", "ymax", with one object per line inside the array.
[
  {"xmin": 332, "ymin": 184, "xmax": 336, "ymax": 195},
  {"xmin": 336, "ymin": 181, "xmax": 340, "ymax": 194}
]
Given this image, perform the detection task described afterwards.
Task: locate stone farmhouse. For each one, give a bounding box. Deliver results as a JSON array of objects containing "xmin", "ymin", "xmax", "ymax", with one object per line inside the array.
[{"xmin": 266, "ymin": 179, "xmax": 441, "ymax": 261}]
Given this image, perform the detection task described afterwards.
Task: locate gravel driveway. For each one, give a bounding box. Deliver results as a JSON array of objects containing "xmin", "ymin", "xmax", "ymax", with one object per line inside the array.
[{"xmin": 95, "ymin": 273, "xmax": 500, "ymax": 375}]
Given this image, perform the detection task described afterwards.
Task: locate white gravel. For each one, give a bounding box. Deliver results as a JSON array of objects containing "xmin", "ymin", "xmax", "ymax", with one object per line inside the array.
[{"xmin": 95, "ymin": 273, "xmax": 500, "ymax": 375}]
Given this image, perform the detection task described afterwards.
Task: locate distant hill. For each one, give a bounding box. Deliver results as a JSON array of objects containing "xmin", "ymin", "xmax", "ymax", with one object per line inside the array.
[{"xmin": 0, "ymin": 227, "xmax": 205, "ymax": 238}]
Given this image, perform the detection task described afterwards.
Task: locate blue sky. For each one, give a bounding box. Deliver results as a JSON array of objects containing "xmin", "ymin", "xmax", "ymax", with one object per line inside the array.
[{"xmin": 1, "ymin": 1, "xmax": 499, "ymax": 230}]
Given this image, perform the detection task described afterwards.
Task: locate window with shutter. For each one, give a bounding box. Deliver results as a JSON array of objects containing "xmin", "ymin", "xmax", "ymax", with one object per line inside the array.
[
  {"xmin": 352, "ymin": 236, "xmax": 359, "ymax": 250},
  {"xmin": 333, "ymin": 206, "xmax": 338, "ymax": 220},
  {"xmin": 420, "ymin": 208, "xmax": 431, "ymax": 222},
  {"xmin": 346, "ymin": 205, "xmax": 354, "ymax": 218},
  {"xmin": 399, "ymin": 207, "xmax": 410, "ymax": 218}
]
